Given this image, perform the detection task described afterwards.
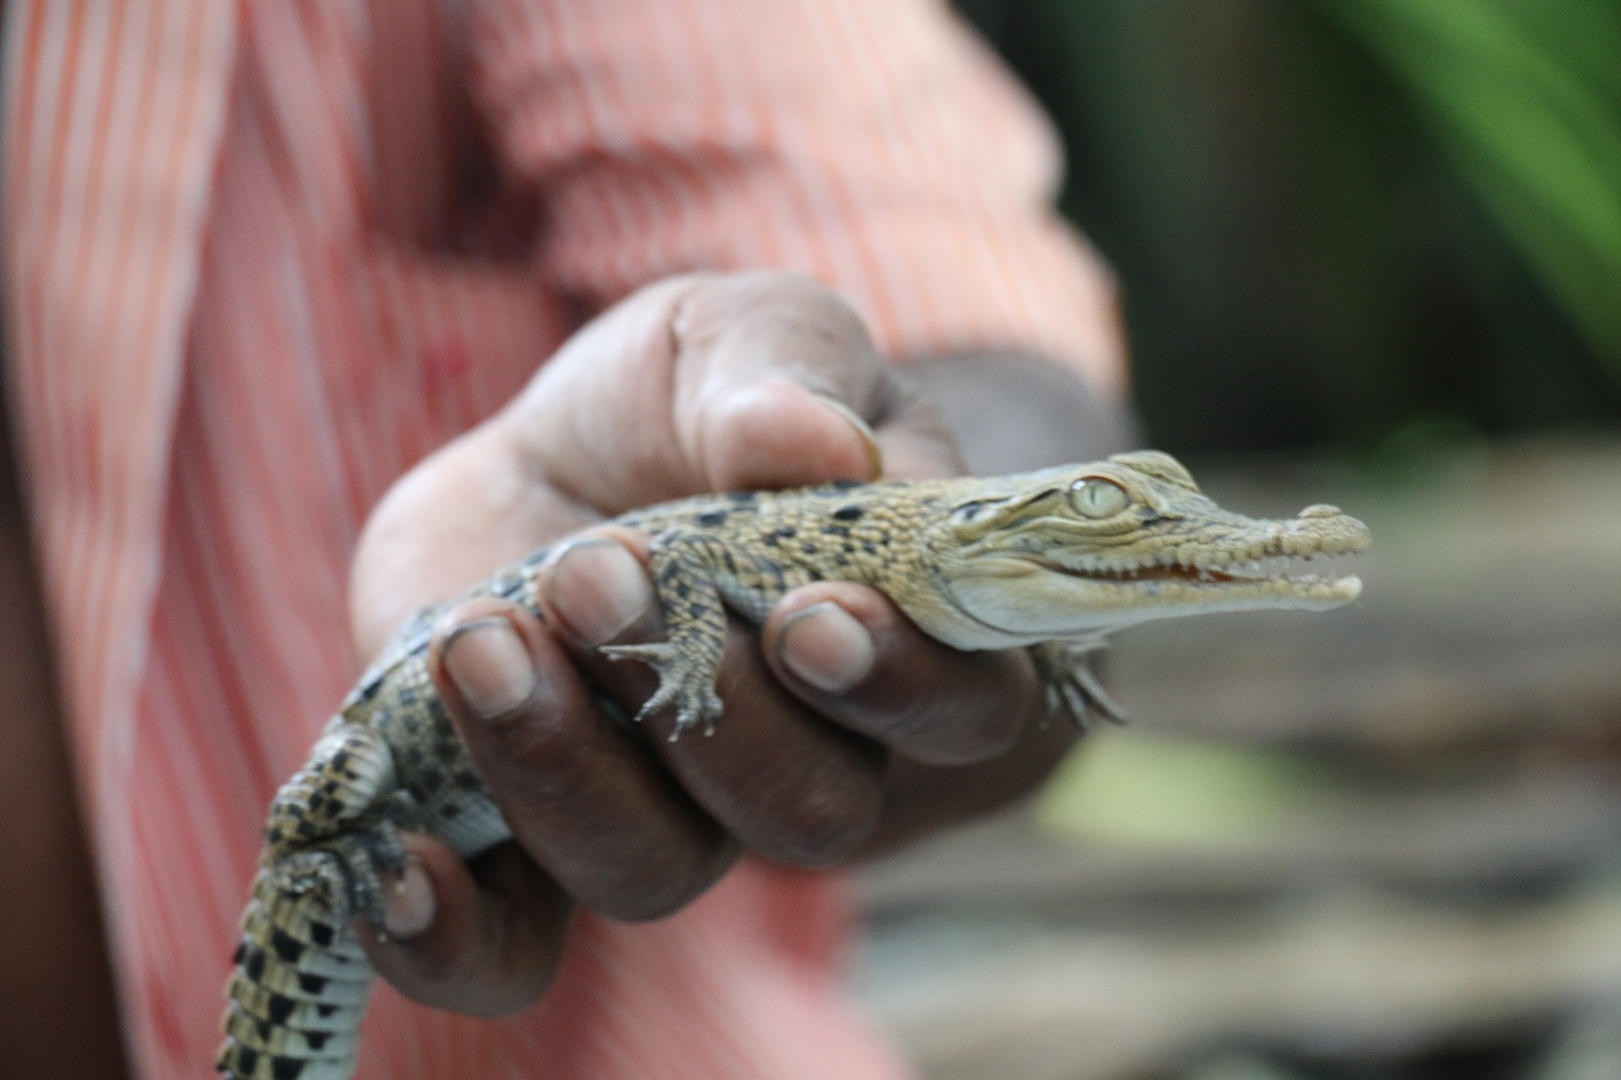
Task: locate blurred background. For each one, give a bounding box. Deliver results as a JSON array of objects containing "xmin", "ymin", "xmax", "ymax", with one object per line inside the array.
[{"xmin": 854, "ymin": 2, "xmax": 1621, "ymax": 1078}]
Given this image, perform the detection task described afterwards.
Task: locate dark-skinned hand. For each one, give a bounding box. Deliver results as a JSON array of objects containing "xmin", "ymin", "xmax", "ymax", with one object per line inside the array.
[{"xmin": 347, "ymin": 271, "xmax": 1080, "ymax": 1017}]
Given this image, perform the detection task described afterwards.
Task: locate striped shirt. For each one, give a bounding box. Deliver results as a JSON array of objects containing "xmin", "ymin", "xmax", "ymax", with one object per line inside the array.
[{"xmin": 2, "ymin": 1, "xmax": 1124, "ymax": 1077}]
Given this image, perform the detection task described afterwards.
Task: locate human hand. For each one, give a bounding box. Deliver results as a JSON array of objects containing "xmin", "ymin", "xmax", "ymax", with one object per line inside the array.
[{"xmin": 347, "ymin": 272, "xmax": 1072, "ymax": 1016}]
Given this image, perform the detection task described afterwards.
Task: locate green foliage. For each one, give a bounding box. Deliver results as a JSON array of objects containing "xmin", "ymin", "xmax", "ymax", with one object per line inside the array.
[
  {"xmin": 956, "ymin": 0, "xmax": 1621, "ymax": 451},
  {"xmin": 1038, "ymin": 731, "xmax": 1331, "ymax": 851},
  {"xmin": 1312, "ymin": 0, "xmax": 1621, "ymax": 369}
]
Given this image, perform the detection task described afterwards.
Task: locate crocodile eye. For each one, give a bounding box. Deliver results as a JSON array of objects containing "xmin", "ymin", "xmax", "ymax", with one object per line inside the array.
[{"xmin": 1068, "ymin": 477, "xmax": 1130, "ymax": 519}]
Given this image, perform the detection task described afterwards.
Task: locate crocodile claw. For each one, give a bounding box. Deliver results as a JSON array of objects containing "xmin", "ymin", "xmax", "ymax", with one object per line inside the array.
[{"xmin": 600, "ymin": 641, "xmax": 726, "ymax": 737}]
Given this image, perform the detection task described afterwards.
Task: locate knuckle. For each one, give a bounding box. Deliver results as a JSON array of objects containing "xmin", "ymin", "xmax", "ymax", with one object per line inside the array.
[
  {"xmin": 757, "ymin": 779, "xmax": 882, "ymax": 867},
  {"xmin": 481, "ymin": 707, "xmax": 573, "ymax": 781},
  {"xmin": 866, "ymin": 651, "xmax": 1035, "ymax": 765},
  {"xmin": 552, "ymin": 832, "xmax": 734, "ymax": 924},
  {"xmin": 905, "ymin": 699, "xmax": 1027, "ymax": 766},
  {"xmin": 588, "ymin": 865, "xmax": 715, "ymax": 923}
]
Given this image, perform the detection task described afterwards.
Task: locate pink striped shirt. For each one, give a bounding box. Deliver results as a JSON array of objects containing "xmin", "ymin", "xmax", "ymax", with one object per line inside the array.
[{"xmin": 3, "ymin": 1, "xmax": 1123, "ymax": 1077}]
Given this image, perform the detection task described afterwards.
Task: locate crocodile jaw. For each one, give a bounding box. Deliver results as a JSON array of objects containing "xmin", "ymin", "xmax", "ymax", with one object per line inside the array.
[
  {"xmin": 928, "ymin": 497, "xmax": 1371, "ymax": 646},
  {"xmin": 939, "ymin": 557, "xmax": 1363, "ymax": 644}
]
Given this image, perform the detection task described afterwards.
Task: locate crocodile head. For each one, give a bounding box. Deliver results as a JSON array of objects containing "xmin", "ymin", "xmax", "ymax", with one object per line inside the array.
[{"xmin": 921, "ymin": 450, "xmax": 1370, "ymax": 645}]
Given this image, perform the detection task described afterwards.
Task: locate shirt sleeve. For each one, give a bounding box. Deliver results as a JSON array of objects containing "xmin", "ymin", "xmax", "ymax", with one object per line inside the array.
[{"xmin": 469, "ymin": 0, "xmax": 1126, "ymax": 396}]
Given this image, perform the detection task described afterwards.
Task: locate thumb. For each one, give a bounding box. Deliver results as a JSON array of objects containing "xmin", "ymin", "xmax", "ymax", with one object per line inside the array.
[{"xmin": 499, "ymin": 272, "xmax": 889, "ymax": 510}]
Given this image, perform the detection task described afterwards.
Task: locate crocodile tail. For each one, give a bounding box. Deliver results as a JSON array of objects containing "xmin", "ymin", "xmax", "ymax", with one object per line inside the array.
[
  {"xmin": 218, "ymin": 721, "xmax": 398, "ymax": 1079},
  {"xmin": 217, "ymin": 868, "xmax": 373, "ymax": 1080}
]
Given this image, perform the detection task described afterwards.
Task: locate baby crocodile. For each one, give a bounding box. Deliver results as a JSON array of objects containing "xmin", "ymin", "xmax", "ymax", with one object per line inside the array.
[{"xmin": 217, "ymin": 450, "xmax": 1370, "ymax": 1079}]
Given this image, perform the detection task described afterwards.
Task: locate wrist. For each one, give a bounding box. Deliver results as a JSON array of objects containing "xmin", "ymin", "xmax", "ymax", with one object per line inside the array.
[{"xmin": 902, "ymin": 351, "xmax": 1137, "ymax": 474}]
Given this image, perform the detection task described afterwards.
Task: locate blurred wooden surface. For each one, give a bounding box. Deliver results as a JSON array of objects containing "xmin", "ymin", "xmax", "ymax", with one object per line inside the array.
[
  {"xmin": 859, "ymin": 886, "xmax": 1621, "ymax": 1080},
  {"xmin": 855, "ymin": 437, "xmax": 1621, "ymax": 1080}
]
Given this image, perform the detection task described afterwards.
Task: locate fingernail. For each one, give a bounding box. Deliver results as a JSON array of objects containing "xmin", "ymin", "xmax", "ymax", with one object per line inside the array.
[
  {"xmin": 545, "ymin": 540, "xmax": 655, "ymax": 646},
  {"xmin": 383, "ymin": 858, "xmax": 436, "ymax": 939},
  {"xmin": 443, "ymin": 617, "xmax": 535, "ymax": 718},
  {"xmin": 779, "ymin": 602, "xmax": 876, "ymax": 693},
  {"xmin": 813, "ymin": 394, "xmax": 884, "ymax": 478}
]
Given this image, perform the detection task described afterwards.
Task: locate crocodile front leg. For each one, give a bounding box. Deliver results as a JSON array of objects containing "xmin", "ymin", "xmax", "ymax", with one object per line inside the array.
[
  {"xmin": 599, "ymin": 526, "xmax": 749, "ymax": 736},
  {"xmin": 599, "ymin": 524, "xmax": 809, "ymax": 737},
  {"xmin": 1029, "ymin": 637, "xmax": 1127, "ymax": 729}
]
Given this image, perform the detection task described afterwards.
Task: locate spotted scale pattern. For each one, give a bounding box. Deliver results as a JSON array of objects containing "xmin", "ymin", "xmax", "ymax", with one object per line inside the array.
[
  {"xmin": 223, "ymin": 459, "xmax": 1323, "ymax": 1079},
  {"xmin": 218, "ymin": 478, "xmax": 981, "ymax": 1079}
]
